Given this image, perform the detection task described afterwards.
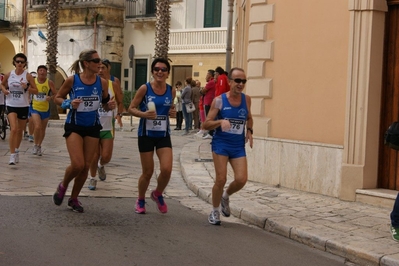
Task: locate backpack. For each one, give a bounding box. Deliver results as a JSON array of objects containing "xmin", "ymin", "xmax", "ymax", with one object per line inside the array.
[{"xmin": 385, "ymin": 121, "xmax": 399, "ymax": 150}]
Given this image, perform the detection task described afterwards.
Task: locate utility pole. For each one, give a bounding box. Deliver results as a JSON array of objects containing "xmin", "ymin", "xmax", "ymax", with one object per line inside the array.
[{"xmin": 226, "ymin": 0, "xmax": 234, "ymax": 72}]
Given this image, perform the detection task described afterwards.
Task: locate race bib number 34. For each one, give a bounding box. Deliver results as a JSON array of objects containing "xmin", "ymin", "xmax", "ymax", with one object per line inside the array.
[{"xmin": 146, "ymin": 115, "xmax": 167, "ymax": 131}]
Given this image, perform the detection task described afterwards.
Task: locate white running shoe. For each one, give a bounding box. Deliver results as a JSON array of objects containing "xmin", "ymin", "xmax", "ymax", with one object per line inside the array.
[
  {"xmin": 37, "ymin": 146, "xmax": 42, "ymax": 156},
  {"xmin": 32, "ymin": 145, "xmax": 38, "ymax": 155},
  {"xmin": 208, "ymin": 210, "xmax": 221, "ymax": 225},
  {"xmin": 203, "ymin": 134, "xmax": 212, "ymax": 139},
  {"xmin": 9, "ymin": 153, "xmax": 16, "ymax": 165}
]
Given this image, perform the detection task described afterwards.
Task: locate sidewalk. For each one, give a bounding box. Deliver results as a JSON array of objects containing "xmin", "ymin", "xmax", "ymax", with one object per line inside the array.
[
  {"xmin": 180, "ymin": 139, "xmax": 399, "ymax": 266},
  {"xmin": 1, "ymin": 117, "xmax": 398, "ymax": 265}
]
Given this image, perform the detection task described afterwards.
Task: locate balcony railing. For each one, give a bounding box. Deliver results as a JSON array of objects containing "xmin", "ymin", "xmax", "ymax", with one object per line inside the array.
[
  {"xmin": 169, "ymin": 28, "xmax": 232, "ymax": 54},
  {"xmin": 125, "ymin": 0, "xmax": 155, "ymax": 19}
]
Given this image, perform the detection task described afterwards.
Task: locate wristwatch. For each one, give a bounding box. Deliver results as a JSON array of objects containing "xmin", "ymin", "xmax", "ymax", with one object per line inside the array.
[
  {"xmin": 117, "ymin": 113, "xmax": 123, "ymax": 117},
  {"xmin": 247, "ymin": 128, "xmax": 253, "ymax": 134}
]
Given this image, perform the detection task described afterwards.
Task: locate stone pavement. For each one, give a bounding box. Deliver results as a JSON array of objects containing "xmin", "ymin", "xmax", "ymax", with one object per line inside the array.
[{"xmin": 0, "ymin": 117, "xmax": 399, "ymax": 266}]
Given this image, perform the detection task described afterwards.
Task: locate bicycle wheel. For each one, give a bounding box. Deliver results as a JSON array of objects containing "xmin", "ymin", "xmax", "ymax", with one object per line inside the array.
[{"xmin": 0, "ymin": 115, "xmax": 6, "ymax": 140}]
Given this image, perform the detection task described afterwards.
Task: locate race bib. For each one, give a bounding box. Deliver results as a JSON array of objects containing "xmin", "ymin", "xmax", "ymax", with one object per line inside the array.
[
  {"xmin": 98, "ymin": 104, "xmax": 113, "ymax": 117},
  {"xmin": 146, "ymin": 115, "xmax": 167, "ymax": 131},
  {"xmin": 77, "ymin": 96, "xmax": 100, "ymax": 112},
  {"xmin": 11, "ymin": 91, "xmax": 23, "ymax": 100},
  {"xmin": 226, "ymin": 119, "xmax": 245, "ymax": 135},
  {"xmin": 34, "ymin": 92, "xmax": 47, "ymax": 102}
]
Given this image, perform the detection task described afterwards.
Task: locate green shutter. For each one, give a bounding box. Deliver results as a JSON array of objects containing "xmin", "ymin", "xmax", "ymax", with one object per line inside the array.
[{"xmin": 204, "ymin": 0, "xmax": 222, "ymax": 28}]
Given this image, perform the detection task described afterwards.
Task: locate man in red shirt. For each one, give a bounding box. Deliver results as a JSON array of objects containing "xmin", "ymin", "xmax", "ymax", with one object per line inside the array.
[
  {"xmin": 202, "ymin": 69, "xmax": 215, "ymax": 138},
  {"xmin": 215, "ymin": 66, "xmax": 230, "ymax": 97}
]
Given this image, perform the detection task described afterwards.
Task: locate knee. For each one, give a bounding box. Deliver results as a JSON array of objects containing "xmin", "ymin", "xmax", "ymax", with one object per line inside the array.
[
  {"xmin": 159, "ymin": 166, "xmax": 172, "ymax": 177},
  {"xmin": 236, "ymin": 176, "xmax": 248, "ymax": 188},
  {"xmin": 215, "ymin": 176, "xmax": 227, "ymax": 187}
]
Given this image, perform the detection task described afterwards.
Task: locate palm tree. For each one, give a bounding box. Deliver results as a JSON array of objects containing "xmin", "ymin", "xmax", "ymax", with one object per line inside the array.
[
  {"xmin": 46, "ymin": 0, "xmax": 60, "ymax": 119},
  {"xmin": 154, "ymin": 0, "xmax": 171, "ymax": 59}
]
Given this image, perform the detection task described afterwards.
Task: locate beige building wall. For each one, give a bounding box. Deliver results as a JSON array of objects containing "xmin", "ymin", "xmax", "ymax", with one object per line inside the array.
[{"xmin": 236, "ymin": 0, "xmax": 387, "ymax": 200}]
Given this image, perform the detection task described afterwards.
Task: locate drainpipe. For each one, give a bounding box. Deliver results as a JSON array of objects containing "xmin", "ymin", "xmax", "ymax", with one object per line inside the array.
[
  {"xmin": 225, "ymin": 0, "xmax": 234, "ymax": 72},
  {"xmin": 22, "ymin": 0, "xmax": 27, "ymax": 53}
]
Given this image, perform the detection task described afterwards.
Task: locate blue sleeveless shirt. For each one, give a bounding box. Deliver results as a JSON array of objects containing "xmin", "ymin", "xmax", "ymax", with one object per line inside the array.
[
  {"xmin": 65, "ymin": 74, "xmax": 102, "ymax": 127},
  {"xmin": 137, "ymin": 82, "xmax": 173, "ymax": 137},
  {"xmin": 213, "ymin": 93, "xmax": 249, "ymax": 148}
]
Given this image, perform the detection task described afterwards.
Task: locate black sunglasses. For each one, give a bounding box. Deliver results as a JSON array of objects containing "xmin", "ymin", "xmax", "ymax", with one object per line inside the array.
[
  {"xmin": 153, "ymin": 67, "xmax": 168, "ymax": 72},
  {"xmin": 87, "ymin": 58, "xmax": 101, "ymax": 63},
  {"xmin": 231, "ymin": 78, "xmax": 247, "ymax": 84},
  {"xmin": 15, "ymin": 60, "xmax": 26, "ymax": 64}
]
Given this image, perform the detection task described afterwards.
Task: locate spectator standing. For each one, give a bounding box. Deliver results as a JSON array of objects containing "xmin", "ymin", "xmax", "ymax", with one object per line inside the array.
[
  {"xmin": 30, "ymin": 65, "xmax": 57, "ymax": 156},
  {"xmin": 202, "ymin": 70, "xmax": 215, "ymax": 139},
  {"xmin": 174, "ymin": 81, "xmax": 183, "ymax": 130},
  {"xmin": 215, "ymin": 66, "xmax": 230, "ymax": 97},
  {"xmin": 191, "ymin": 79, "xmax": 201, "ymax": 131},
  {"xmin": 181, "ymin": 77, "xmax": 193, "ymax": 135}
]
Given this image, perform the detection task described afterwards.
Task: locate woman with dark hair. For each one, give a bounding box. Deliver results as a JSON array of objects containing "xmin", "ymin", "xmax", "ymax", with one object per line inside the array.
[
  {"xmin": 128, "ymin": 57, "xmax": 176, "ymax": 214},
  {"xmin": 174, "ymin": 81, "xmax": 183, "ymax": 130},
  {"xmin": 52, "ymin": 49, "xmax": 116, "ymax": 213},
  {"xmin": 0, "ymin": 53, "xmax": 38, "ymax": 165}
]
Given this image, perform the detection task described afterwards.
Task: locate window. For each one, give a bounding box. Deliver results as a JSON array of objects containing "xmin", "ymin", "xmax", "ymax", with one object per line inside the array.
[{"xmin": 204, "ymin": 0, "xmax": 222, "ymax": 28}]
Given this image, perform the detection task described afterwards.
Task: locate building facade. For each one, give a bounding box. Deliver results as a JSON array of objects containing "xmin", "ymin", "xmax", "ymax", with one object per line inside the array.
[{"xmin": 233, "ymin": 0, "xmax": 398, "ymax": 205}]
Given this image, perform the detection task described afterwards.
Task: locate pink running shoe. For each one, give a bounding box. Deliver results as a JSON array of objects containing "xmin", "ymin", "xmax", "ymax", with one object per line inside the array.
[
  {"xmin": 135, "ymin": 199, "xmax": 146, "ymax": 214},
  {"xmin": 151, "ymin": 191, "xmax": 168, "ymax": 213}
]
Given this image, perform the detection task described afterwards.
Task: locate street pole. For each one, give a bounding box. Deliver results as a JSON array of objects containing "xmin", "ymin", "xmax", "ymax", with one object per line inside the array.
[{"xmin": 226, "ymin": 0, "xmax": 234, "ymax": 72}]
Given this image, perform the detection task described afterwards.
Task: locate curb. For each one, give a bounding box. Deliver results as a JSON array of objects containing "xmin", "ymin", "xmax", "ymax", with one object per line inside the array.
[{"xmin": 179, "ymin": 140, "xmax": 399, "ymax": 266}]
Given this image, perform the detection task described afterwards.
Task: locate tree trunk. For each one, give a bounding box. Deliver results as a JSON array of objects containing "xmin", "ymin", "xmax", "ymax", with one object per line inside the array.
[{"xmin": 154, "ymin": 0, "xmax": 171, "ymax": 59}]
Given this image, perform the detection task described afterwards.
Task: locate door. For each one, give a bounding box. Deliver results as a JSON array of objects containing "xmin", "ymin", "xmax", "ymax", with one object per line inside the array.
[
  {"xmin": 172, "ymin": 65, "xmax": 193, "ymax": 87},
  {"xmin": 379, "ymin": 2, "xmax": 399, "ymax": 189},
  {"xmin": 135, "ymin": 59, "xmax": 148, "ymax": 91}
]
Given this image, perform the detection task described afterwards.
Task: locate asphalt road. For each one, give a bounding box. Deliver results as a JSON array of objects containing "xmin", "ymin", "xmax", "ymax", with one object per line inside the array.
[{"xmin": 0, "ymin": 196, "xmax": 348, "ymax": 266}]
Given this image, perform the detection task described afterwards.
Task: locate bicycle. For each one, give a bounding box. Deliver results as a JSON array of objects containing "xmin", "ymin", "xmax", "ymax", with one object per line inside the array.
[{"xmin": 0, "ymin": 105, "xmax": 7, "ymax": 140}]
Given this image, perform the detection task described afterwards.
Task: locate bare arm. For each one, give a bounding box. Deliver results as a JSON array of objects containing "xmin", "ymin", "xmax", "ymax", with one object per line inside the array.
[
  {"xmin": 128, "ymin": 84, "xmax": 156, "ymax": 120},
  {"xmin": 1, "ymin": 73, "xmax": 9, "ymax": 95},
  {"xmin": 202, "ymin": 96, "xmax": 224, "ymax": 131},
  {"xmin": 48, "ymin": 80, "xmax": 57, "ymax": 102},
  {"xmin": 245, "ymin": 95, "xmax": 253, "ymax": 148},
  {"xmin": 26, "ymin": 74, "xmax": 38, "ymax": 95}
]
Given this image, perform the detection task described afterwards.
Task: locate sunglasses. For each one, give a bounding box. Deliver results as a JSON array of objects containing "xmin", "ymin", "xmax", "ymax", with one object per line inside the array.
[
  {"xmin": 231, "ymin": 78, "xmax": 247, "ymax": 84},
  {"xmin": 15, "ymin": 60, "xmax": 26, "ymax": 64},
  {"xmin": 87, "ymin": 58, "xmax": 101, "ymax": 63},
  {"xmin": 153, "ymin": 67, "xmax": 168, "ymax": 72}
]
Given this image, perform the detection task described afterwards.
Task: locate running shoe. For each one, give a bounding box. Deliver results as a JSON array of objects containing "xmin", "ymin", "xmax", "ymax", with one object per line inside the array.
[
  {"xmin": 28, "ymin": 135, "xmax": 34, "ymax": 142},
  {"xmin": 221, "ymin": 196, "xmax": 231, "ymax": 217},
  {"xmin": 98, "ymin": 165, "xmax": 106, "ymax": 181},
  {"xmin": 150, "ymin": 191, "xmax": 168, "ymax": 213},
  {"xmin": 53, "ymin": 182, "xmax": 66, "ymax": 206},
  {"xmin": 88, "ymin": 179, "xmax": 97, "ymax": 190},
  {"xmin": 32, "ymin": 145, "xmax": 38, "ymax": 155},
  {"xmin": 37, "ymin": 146, "xmax": 42, "ymax": 156},
  {"xmin": 391, "ymin": 225, "xmax": 399, "ymax": 242},
  {"xmin": 68, "ymin": 198, "xmax": 84, "ymax": 213},
  {"xmin": 8, "ymin": 153, "xmax": 16, "ymax": 165},
  {"xmin": 202, "ymin": 134, "xmax": 212, "ymax": 139},
  {"xmin": 208, "ymin": 210, "xmax": 221, "ymax": 225},
  {"xmin": 135, "ymin": 199, "xmax": 146, "ymax": 214}
]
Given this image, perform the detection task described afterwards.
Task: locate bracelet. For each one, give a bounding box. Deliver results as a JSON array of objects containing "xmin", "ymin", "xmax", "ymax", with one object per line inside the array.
[
  {"xmin": 117, "ymin": 113, "xmax": 122, "ymax": 117},
  {"xmin": 247, "ymin": 128, "xmax": 253, "ymax": 134}
]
